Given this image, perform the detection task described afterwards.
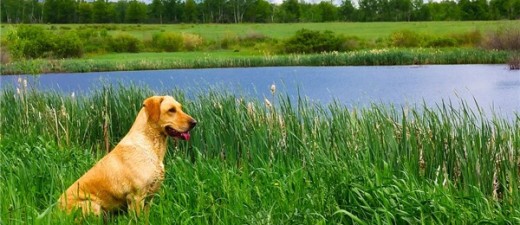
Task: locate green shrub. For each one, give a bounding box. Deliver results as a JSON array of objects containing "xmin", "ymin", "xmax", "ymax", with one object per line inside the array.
[
  {"xmin": 389, "ymin": 30, "xmax": 423, "ymax": 48},
  {"xmin": 452, "ymin": 30, "xmax": 482, "ymax": 47},
  {"xmin": 182, "ymin": 33, "xmax": 204, "ymax": 51},
  {"xmin": 109, "ymin": 33, "xmax": 142, "ymax": 53},
  {"xmin": 6, "ymin": 25, "xmax": 55, "ymax": 59},
  {"xmin": 5, "ymin": 26, "xmax": 85, "ymax": 59},
  {"xmin": 152, "ymin": 32, "xmax": 183, "ymax": 52},
  {"xmin": 76, "ymin": 28, "xmax": 111, "ymax": 53},
  {"xmin": 341, "ymin": 36, "xmax": 368, "ymax": 51},
  {"xmin": 426, "ymin": 37, "xmax": 457, "ymax": 47},
  {"xmin": 53, "ymin": 31, "xmax": 84, "ymax": 58},
  {"xmin": 283, "ymin": 29, "xmax": 343, "ymax": 53},
  {"xmin": 220, "ymin": 32, "xmax": 239, "ymax": 49}
]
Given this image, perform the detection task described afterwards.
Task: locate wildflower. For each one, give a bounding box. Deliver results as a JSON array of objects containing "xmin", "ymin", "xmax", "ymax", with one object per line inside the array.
[
  {"xmin": 264, "ymin": 98, "xmax": 272, "ymax": 108},
  {"xmin": 61, "ymin": 104, "xmax": 68, "ymax": 117},
  {"xmin": 213, "ymin": 101, "xmax": 222, "ymax": 110},
  {"xmin": 247, "ymin": 102, "xmax": 255, "ymax": 115},
  {"xmin": 270, "ymin": 83, "xmax": 276, "ymax": 95}
]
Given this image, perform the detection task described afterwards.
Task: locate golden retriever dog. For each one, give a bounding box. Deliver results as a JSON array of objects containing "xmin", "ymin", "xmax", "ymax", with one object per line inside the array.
[{"xmin": 58, "ymin": 95, "xmax": 196, "ymax": 216}]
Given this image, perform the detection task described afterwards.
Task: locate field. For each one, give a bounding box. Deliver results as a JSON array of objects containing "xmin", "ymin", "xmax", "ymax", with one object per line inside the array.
[
  {"xmin": 2, "ymin": 21, "xmax": 518, "ymax": 41},
  {"xmin": 1, "ymin": 84, "xmax": 519, "ymax": 224},
  {"xmin": 2, "ymin": 21, "xmax": 519, "ymax": 74}
]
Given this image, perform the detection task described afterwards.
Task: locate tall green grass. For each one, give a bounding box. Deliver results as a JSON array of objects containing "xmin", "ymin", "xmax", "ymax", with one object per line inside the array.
[
  {"xmin": 1, "ymin": 84, "xmax": 519, "ymax": 224},
  {"xmin": 1, "ymin": 48, "xmax": 511, "ymax": 75}
]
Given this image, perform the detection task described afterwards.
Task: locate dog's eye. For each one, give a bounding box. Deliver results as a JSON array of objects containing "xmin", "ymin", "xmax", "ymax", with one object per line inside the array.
[{"xmin": 169, "ymin": 108, "xmax": 177, "ymax": 113}]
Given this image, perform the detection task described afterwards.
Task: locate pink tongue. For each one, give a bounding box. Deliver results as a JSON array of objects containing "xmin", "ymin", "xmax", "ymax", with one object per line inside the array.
[{"xmin": 181, "ymin": 132, "xmax": 190, "ymax": 141}]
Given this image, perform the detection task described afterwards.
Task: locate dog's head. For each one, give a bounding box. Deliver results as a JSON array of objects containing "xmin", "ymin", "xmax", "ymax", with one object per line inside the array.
[{"xmin": 143, "ymin": 96, "xmax": 197, "ymax": 141}]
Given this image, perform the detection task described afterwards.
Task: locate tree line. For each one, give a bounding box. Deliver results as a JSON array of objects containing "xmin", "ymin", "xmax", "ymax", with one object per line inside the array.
[{"xmin": 2, "ymin": 0, "xmax": 519, "ymax": 24}]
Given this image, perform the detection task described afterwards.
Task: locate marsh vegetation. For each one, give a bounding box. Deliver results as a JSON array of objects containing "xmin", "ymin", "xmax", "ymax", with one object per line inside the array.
[{"xmin": 1, "ymin": 84, "xmax": 519, "ymax": 224}]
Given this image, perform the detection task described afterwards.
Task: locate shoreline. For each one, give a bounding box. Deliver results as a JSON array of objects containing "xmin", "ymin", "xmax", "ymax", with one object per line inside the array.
[{"xmin": 1, "ymin": 48, "xmax": 511, "ymax": 75}]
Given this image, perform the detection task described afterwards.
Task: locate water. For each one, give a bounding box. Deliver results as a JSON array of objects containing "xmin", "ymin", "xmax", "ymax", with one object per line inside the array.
[{"xmin": 2, "ymin": 65, "xmax": 519, "ymax": 117}]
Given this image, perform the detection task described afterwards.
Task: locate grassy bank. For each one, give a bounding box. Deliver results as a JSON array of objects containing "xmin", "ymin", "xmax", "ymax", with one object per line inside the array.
[
  {"xmin": 1, "ymin": 48, "xmax": 511, "ymax": 75},
  {"xmin": 1, "ymin": 84, "xmax": 519, "ymax": 224}
]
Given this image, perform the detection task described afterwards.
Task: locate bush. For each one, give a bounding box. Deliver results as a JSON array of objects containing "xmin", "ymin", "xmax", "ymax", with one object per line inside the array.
[
  {"xmin": 6, "ymin": 25, "xmax": 55, "ymax": 59},
  {"xmin": 482, "ymin": 27, "xmax": 520, "ymax": 51},
  {"xmin": 283, "ymin": 29, "xmax": 343, "ymax": 54},
  {"xmin": 76, "ymin": 28, "xmax": 111, "ymax": 53},
  {"xmin": 451, "ymin": 30, "xmax": 482, "ymax": 47},
  {"xmin": 220, "ymin": 32, "xmax": 239, "ymax": 49},
  {"xmin": 53, "ymin": 31, "xmax": 84, "ymax": 58},
  {"xmin": 109, "ymin": 33, "xmax": 142, "ymax": 53},
  {"xmin": 152, "ymin": 32, "xmax": 183, "ymax": 52},
  {"xmin": 5, "ymin": 25, "xmax": 85, "ymax": 59},
  {"xmin": 182, "ymin": 33, "xmax": 203, "ymax": 51},
  {"xmin": 389, "ymin": 30, "xmax": 423, "ymax": 48},
  {"xmin": 341, "ymin": 36, "xmax": 368, "ymax": 51},
  {"xmin": 426, "ymin": 37, "xmax": 457, "ymax": 47}
]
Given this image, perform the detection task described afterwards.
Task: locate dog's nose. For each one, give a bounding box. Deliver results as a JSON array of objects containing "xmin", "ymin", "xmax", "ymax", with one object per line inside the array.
[{"xmin": 189, "ymin": 119, "xmax": 197, "ymax": 129}]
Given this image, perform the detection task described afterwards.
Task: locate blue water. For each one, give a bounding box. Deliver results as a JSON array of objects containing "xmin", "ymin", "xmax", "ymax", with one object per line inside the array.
[{"xmin": 1, "ymin": 65, "xmax": 519, "ymax": 117}]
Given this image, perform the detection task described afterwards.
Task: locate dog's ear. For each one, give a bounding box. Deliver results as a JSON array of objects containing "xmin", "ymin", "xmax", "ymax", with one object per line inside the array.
[{"xmin": 143, "ymin": 96, "xmax": 164, "ymax": 122}]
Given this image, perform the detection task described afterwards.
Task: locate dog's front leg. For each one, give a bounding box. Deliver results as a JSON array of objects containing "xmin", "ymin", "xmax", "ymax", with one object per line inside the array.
[{"xmin": 127, "ymin": 194, "xmax": 145, "ymax": 218}]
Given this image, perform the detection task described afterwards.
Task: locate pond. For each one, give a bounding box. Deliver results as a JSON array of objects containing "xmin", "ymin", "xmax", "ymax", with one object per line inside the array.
[{"xmin": 1, "ymin": 65, "xmax": 519, "ymax": 117}]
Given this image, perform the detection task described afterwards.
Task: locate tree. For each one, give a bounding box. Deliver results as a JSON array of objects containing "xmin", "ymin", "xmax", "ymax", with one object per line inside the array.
[
  {"xmin": 1, "ymin": 0, "xmax": 23, "ymax": 23},
  {"xmin": 244, "ymin": 0, "xmax": 272, "ymax": 22},
  {"xmin": 126, "ymin": 0, "xmax": 147, "ymax": 23},
  {"xmin": 183, "ymin": 0, "xmax": 199, "ymax": 23},
  {"xmin": 358, "ymin": 0, "xmax": 378, "ymax": 21},
  {"xmin": 149, "ymin": 0, "xmax": 164, "ymax": 23},
  {"xmin": 388, "ymin": 0, "xmax": 412, "ymax": 21},
  {"xmin": 163, "ymin": 0, "xmax": 181, "ymax": 22},
  {"xmin": 459, "ymin": 0, "xmax": 489, "ymax": 20},
  {"xmin": 318, "ymin": 1, "xmax": 338, "ymax": 22},
  {"xmin": 411, "ymin": 0, "xmax": 429, "ymax": 21},
  {"xmin": 473, "ymin": 0, "xmax": 491, "ymax": 20},
  {"xmin": 280, "ymin": 0, "xmax": 300, "ymax": 22},
  {"xmin": 43, "ymin": 0, "xmax": 58, "ymax": 22},
  {"xmin": 299, "ymin": 3, "xmax": 320, "ymax": 22},
  {"xmin": 200, "ymin": 0, "xmax": 227, "ymax": 23},
  {"xmin": 43, "ymin": 0, "xmax": 76, "ymax": 23},
  {"xmin": 77, "ymin": 1, "xmax": 93, "ymax": 23},
  {"xmin": 114, "ymin": 0, "xmax": 129, "ymax": 23},
  {"xmin": 93, "ymin": 0, "xmax": 110, "ymax": 23},
  {"xmin": 340, "ymin": 0, "xmax": 357, "ymax": 21},
  {"xmin": 230, "ymin": 0, "xmax": 256, "ymax": 23},
  {"xmin": 428, "ymin": 1, "xmax": 461, "ymax": 21}
]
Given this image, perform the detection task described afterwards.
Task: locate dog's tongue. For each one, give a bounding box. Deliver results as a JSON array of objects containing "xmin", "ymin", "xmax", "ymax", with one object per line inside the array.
[{"xmin": 180, "ymin": 132, "xmax": 190, "ymax": 141}]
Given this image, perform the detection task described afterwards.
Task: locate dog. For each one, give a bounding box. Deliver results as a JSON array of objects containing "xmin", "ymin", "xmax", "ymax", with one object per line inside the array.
[{"xmin": 58, "ymin": 95, "xmax": 196, "ymax": 216}]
